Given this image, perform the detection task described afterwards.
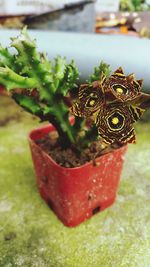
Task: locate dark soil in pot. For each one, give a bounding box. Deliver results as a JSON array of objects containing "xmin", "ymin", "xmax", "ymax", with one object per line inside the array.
[{"xmin": 36, "ymin": 132, "xmax": 122, "ymax": 168}]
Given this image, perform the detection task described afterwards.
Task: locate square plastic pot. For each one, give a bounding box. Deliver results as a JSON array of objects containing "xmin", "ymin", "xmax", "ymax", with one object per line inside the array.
[{"xmin": 29, "ymin": 124, "xmax": 127, "ymax": 227}]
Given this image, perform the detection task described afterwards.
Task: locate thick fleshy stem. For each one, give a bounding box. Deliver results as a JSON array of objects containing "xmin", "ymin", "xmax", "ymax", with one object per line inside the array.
[{"xmin": 0, "ymin": 28, "xmax": 79, "ymax": 147}]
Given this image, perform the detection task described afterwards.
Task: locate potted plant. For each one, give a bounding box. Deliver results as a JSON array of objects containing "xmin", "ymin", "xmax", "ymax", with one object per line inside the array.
[{"xmin": 0, "ymin": 29, "xmax": 149, "ymax": 227}]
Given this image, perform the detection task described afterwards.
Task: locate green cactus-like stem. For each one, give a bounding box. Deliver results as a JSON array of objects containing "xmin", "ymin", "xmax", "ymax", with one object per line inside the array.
[
  {"xmin": 0, "ymin": 29, "xmax": 113, "ymax": 150},
  {"xmin": 0, "ymin": 28, "xmax": 80, "ymax": 147},
  {"xmin": 44, "ymin": 100, "xmax": 76, "ymax": 145},
  {"xmin": 88, "ymin": 61, "xmax": 111, "ymax": 83},
  {"xmin": 13, "ymin": 93, "xmax": 76, "ymax": 146},
  {"xmin": 0, "ymin": 66, "xmax": 38, "ymax": 90},
  {"xmin": 11, "ymin": 29, "xmax": 54, "ymax": 102},
  {"xmin": 0, "ymin": 46, "xmax": 16, "ymax": 70}
]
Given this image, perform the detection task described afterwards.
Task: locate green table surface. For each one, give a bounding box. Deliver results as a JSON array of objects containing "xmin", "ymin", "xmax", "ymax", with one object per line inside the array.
[{"xmin": 0, "ymin": 96, "xmax": 150, "ymax": 267}]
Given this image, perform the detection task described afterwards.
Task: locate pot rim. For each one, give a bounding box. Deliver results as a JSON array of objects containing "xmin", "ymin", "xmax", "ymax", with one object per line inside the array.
[{"xmin": 28, "ymin": 123, "xmax": 128, "ymax": 171}]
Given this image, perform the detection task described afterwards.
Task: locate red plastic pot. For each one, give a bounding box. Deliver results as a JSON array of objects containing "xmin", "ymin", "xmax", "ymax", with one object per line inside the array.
[{"xmin": 29, "ymin": 124, "xmax": 127, "ymax": 227}]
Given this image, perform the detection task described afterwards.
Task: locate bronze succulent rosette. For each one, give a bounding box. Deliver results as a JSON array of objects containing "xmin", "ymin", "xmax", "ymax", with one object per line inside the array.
[{"xmin": 71, "ymin": 67, "xmax": 150, "ymax": 146}]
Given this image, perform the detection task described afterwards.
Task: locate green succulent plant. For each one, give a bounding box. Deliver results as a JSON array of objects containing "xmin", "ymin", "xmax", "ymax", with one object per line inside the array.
[
  {"xmin": 0, "ymin": 28, "xmax": 110, "ymax": 149},
  {"xmin": 0, "ymin": 29, "xmax": 149, "ymax": 153},
  {"xmin": 120, "ymin": 0, "xmax": 150, "ymax": 11}
]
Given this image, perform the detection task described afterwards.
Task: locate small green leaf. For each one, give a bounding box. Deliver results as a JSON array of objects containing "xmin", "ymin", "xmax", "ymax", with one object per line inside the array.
[
  {"xmin": 0, "ymin": 46, "xmax": 15, "ymax": 68},
  {"xmin": 88, "ymin": 61, "xmax": 111, "ymax": 83},
  {"xmin": 13, "ymin": 94, "xmax": 41, "ymax": 115},
  {"xmin": 57, "ymin": 60, "xmax": 79, "ymax": 96},
  {"xmin": 54, "ymin": 57, "xmax": 66, "ymax": 80},
  {"xmin": 0, "ymin": 66, "xmax": 38, "ymax": 91}
]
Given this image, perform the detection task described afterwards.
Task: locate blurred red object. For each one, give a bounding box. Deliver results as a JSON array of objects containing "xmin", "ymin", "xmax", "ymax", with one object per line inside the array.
[{"xmin": 0, "ymin": 85, "xmax": 8, "ymax": 95}]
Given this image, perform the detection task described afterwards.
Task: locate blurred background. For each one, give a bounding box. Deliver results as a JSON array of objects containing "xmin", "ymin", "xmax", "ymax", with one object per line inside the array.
[
  {"xmin": 0, "ymin": 3, "xmax": 150, "ymax": 266},
  {"xmin": 0, "ymin": 0, "xmax": 150, "ymax": 37},
  {"xmin": 0, "ymin": 0, "xmax": 150, "ymax": 91},
  {"xmin": 0, "ymin": 0, "xmax": 150, "ymax": 88}
]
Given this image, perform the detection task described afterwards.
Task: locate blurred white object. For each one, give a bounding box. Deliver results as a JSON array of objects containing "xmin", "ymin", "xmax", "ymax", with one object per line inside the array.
[
  {"xmin": 96, "ymin": 0, "xmax": 120, "ymax": 13},
  {"xmin": 0, "ymin": 0, "xmax": 84, "ymax": 16}
]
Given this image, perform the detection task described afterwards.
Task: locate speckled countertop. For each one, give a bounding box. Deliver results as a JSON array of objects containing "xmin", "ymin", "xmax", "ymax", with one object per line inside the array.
[{"xmin": 0, "ymin": 96, "xmax": 150, "ymax": 267}]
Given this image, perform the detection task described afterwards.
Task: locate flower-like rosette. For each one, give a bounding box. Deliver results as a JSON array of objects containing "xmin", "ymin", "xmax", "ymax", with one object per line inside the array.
[
  {"xmin": 70, "ymin": 66, "xmax": 147, "ymax": 145},
  {"xmin": 104, "ymin": 67, "xmax": 143, "ymax": 103},
  {"xmin": 95, "ymin": 102, "xmax": 138, "ymax": 145},
  {"xmin": 70, "ymin": 81, "xmax": 104, "ymax": 118}
]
